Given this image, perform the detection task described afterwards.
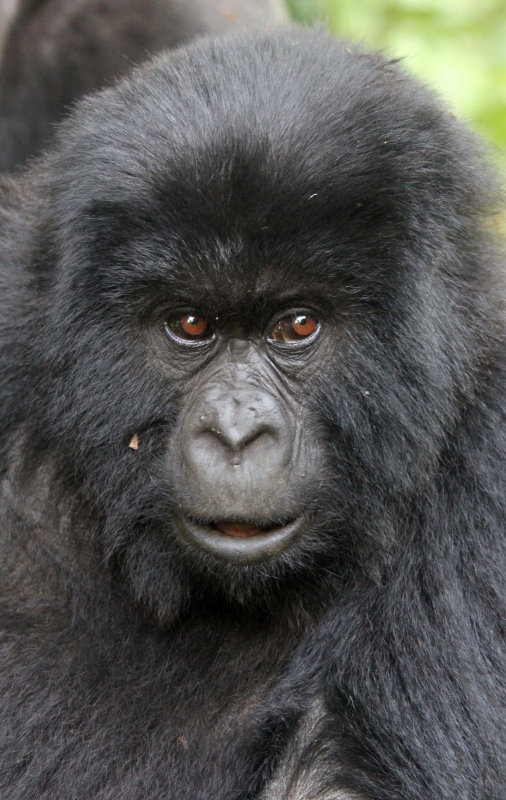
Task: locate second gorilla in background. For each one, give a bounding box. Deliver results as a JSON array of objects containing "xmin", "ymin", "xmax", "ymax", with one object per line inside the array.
[{"xmin": 0, "ymin": 0, "xmax": 286, "ymax": 170}]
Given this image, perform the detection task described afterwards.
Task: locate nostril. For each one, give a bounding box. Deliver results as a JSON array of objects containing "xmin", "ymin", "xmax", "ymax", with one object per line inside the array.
[{"xmin": 208, "ymin": 421, "xmax": 274, "ymax": 453}]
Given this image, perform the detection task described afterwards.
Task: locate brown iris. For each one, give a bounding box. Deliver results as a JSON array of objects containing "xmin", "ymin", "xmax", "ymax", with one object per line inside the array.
[
  {"xmin": 269, "ymin": 313, "xmax": 318, "ymax": 343},
  {"xmin": 167, "ymin": 313, "xmax": 210, "ymax": 341}
]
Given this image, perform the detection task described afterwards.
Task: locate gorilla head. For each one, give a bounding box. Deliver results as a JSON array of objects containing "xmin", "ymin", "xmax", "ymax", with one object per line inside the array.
[{"xmin": 2, "ymin": 28, "xmax": 501, "ymax": 622}]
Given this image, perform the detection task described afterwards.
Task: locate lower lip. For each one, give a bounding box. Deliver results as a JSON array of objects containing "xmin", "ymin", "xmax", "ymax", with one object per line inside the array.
[{"xmin": 174, "ymin": 515, "xmax": 305, "ymax": 563}]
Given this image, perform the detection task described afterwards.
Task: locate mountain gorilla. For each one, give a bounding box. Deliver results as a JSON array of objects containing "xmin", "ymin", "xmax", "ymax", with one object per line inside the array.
[
  {"xmin": 0, "ymin": 26, "xmax": 505, "ymax": 800},
  {"xmin": 0, "ymin": 0, "xmax": 286, "ymax": 171}
]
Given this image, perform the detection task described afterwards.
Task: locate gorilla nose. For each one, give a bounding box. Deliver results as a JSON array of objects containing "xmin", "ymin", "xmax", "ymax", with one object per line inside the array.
[
  {"xmin": 183, "ymin": 388, "xmax": 292, "ymax": 473},
  {"xmin": 197, "ymin": 391, "xmax": 279, "ymax": 454}
]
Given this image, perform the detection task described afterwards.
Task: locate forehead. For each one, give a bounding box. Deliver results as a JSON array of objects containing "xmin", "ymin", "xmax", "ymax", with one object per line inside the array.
[
  {"xmin": 72, "ymin": 138, "xmax": 402, "ymax": 312},
  {"xmin": 81, "ymin": 129, "xmax": 401, "ymax": 307}
]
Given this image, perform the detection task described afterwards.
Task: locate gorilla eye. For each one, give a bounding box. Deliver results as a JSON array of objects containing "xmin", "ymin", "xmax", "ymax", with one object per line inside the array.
[
  {"xmin": 165, "ymin": 313, "xmax": 212, "ymax": 342},
  {"xmin": 268, "ymin": 313, "xmax": 319, "ymax": 344}
]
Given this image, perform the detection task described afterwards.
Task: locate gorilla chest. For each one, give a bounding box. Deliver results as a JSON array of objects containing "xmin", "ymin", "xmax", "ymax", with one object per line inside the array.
[{"xmin": 3, "ymin": 611, "xmax": 303, "ymax": 799}]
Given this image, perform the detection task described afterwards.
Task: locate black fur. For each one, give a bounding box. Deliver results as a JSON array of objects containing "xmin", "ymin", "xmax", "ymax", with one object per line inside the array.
[
  {"xmin": 0, "ymin": 0, "xmax": 286, "ymax": 171},
  {"xmin": 0, "ymin": 27, "xmax": 505, "ymax": 800}
]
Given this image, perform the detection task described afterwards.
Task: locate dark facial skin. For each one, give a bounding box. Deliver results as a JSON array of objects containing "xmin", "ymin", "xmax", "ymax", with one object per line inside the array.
[{"xmin": 156, "ymin": 305, "xmax": 326, "ymax": 562}]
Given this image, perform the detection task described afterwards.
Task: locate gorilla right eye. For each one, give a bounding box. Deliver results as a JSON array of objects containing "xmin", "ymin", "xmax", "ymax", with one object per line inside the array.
[
  {"xmin": 165, "ymin": 313, "xmax": 212, "ymax": 342},
  {"xmin": 268, "ymin": 312, "xmax": 319, "ymax": 344}
]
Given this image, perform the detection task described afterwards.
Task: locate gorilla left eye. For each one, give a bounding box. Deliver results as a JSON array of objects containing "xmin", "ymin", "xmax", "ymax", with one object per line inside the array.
[
  {"xmin": 165, "ymin": 313, "xmax": 212, "ymax": 342},
  {"xmin": 268, "ymin": 313, "xmax": 319, "ymax": 344}
]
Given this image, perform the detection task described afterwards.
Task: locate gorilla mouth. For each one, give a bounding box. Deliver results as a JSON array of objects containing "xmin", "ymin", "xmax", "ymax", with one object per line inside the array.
[
  {"xmin": 175, "ymin": 514, "xmax": 304, "ymax": 563},
  {"xmin": 212, "ymin": 520, "xmax": 284, "ymax": 538}
]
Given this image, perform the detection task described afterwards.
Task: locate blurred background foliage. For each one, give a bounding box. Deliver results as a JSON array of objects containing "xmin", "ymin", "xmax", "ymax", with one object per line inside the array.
[{"xmin": 287, "ymin": 0, "xmax": 506, "ymax": 174}]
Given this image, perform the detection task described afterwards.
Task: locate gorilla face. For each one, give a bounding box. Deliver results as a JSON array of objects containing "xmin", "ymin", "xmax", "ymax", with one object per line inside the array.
[
  {"xmin": 25, "ymin": 29, "xmax": 491, "ymax": 617},
  {"xmin": 165, "ymin": 307, "xmax": 326, "ymax": 563}
]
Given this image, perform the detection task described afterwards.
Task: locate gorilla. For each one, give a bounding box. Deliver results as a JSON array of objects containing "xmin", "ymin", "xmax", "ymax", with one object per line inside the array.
[
  {"xmin": 0, "ymin": 26, "xmax": 505, "ymax": 800},
  {"xmin": 0, "ymin": 0, "xmax": 286, "ymax": 171}
]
